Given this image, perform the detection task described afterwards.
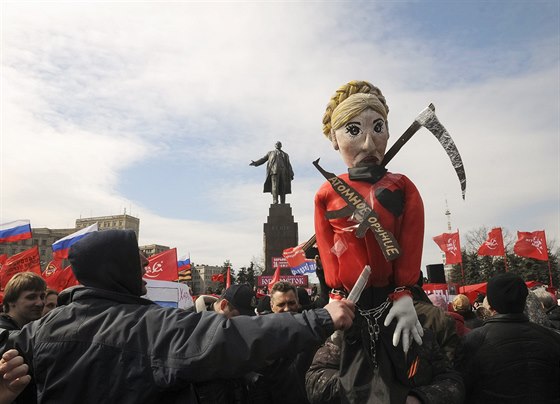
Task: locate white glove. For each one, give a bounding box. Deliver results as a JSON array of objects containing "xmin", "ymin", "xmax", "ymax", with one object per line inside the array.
[{"xmin": 383, "ymin": 295, "xmax": 423, "ymax": 353}]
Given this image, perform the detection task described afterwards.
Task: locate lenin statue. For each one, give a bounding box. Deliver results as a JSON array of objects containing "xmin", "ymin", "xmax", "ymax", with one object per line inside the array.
[{"xmin": 250, "ymin": 141, "xmax": 294, "ymax": 204}]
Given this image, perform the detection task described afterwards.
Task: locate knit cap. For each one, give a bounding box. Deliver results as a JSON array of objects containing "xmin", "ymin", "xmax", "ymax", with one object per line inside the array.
[{"xmin": 487, "ymin": 273, "xmax": 528, "ymax": 314}]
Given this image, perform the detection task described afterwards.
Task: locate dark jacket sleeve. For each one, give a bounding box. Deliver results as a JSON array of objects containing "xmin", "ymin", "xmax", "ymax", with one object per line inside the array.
[
  {"xmin": 409, "ymin": 332, "xmax": 465, "ymax": 404},
  {"xmin": 414, "ymin": 301, "xmax": 461, "ymax": 365},
  {"xmin": 148, "ymin": 307, "xmax": 334, "ymax": 384},
  {"xmin": 6, "ymin": 302, "xmax": 334, "ymax": 390},
  {"xmin": 305, "ymin": 341, "xmax": 342, "ymax": 404}
]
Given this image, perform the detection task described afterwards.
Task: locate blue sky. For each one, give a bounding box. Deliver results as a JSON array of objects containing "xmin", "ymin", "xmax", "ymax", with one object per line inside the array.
[{"xmin": 1, "ymin": 1, "xmax": 558, "ymax": 277}]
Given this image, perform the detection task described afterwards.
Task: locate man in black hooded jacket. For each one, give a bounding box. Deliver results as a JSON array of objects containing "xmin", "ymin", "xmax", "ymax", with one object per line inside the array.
[{"xmin": 1, "ymin": 230, "xmax": 354, "ymax": 403}]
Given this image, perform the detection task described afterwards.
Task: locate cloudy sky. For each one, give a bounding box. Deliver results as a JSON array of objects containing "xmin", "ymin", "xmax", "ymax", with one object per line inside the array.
[{"xmin": 1, "ymin": 1, "xmax": 558, "ymax": 277}]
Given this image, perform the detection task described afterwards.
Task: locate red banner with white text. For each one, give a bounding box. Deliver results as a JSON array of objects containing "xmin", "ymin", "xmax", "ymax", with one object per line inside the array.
[
  {"xmin": 0, "ymin": 246, "xmax": 42, "ymax": 289},
  {"xmin": 478, "ymin": 227, "xmax": 505, "ymax": 256},
  {"xmin": 514, "ymin": 231, "xmax": 548, "ymax": 261},
  {"xmin": 144, "ymin": 248, "xmax": 179, "ymax": 282},
  {"xmin": 433, "ymin": 231, "xmax": 462, "ymax": 264}
]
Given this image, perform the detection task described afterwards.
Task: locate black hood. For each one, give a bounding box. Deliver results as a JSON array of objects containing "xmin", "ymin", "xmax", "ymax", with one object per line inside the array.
[{"xmin": 69, "ymin": 230, "xmax": 143, "ymax": 296}]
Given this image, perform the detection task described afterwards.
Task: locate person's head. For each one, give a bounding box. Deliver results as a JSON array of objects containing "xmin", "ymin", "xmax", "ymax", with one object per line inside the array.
[
  {"xmin": 42, "ymin": 289, "xmax": 59, "ymax": 316},
  {"xmin": 523, "ymin": 290, "xmax": 551, "ymax": 327},
  {"xmin": 473, "ymin": 293, "xmax": 486, "ymax": 309},
  {"xmin": 275, "ymin": 141, "xmax": 282, "ymax": 150},
  {"xmin": 3, "ymin": 272, "xmax": 46, "ymax": 327},
  {"xmin": 270, "ymin": 281, "xmax": 298, "ymax": 313},
  {"xmin": 139, "ymin": 252, "xmax": 149, "ymax": 295},
  {"xmin": 322, "ymin": 81, "xmax": 390, "ymax": 168},
  {"xmin": 428, "ymin": 294, "xmax": 448, "ymax": 311},
  {"xmin": 475, "ymin": 306, "xmax": 493, "ymax": 321},
  {"xmin": 69, "ymin": 230, "xmax": 146, "ymax": 297},
  {"xmin": 481, "ymin": 296, "xmax": 496, "ymax": 315},
  {"xmin": 296, "ymin": 287, "xmax": 313, "ymax": 311},
  {"xmin": 452, "ymin": 294, "xmax": 471, "ymax": 314},
  {"xmin": 532, "ymin": 286, "xmax": 557, "ymax": 311},
  {"xmin": 256, "ymin": 295, "xmax": 272, "ymax": 315},
  {"xmin": 487, "ymin": 273, "xmax": 528, "ymax": 314},
  {"xmin": 213, "ymin": 284, "xmax": 255, "ymax": 319}
]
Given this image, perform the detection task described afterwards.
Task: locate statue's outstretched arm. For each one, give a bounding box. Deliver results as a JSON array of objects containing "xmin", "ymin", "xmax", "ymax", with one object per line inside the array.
[{"xmin": 250, "ymin": 155, "xmax": 269, "ymax": 167}]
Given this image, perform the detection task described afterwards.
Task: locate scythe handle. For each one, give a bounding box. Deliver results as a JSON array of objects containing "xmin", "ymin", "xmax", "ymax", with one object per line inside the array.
[
  {"xmin": 381, "ymin": 120, "xmax": 422, "ymax": 167},
  {"xmin": 381, "ymin": 104, "xmax": 435, "ymax": 167}
]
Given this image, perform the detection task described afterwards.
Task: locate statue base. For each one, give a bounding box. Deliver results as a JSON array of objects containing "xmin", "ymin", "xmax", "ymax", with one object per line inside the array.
[{"xmin": 263, "ymin": 203, "xmax": 298, "ymax": 276}]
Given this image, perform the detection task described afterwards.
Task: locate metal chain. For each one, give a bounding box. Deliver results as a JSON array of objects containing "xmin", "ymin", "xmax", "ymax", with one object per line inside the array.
[{"xmin": 357, "ymin": 300, "xmax": 391, "ymax": 367}]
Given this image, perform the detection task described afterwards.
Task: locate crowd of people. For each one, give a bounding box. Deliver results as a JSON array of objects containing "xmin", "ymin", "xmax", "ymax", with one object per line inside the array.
[{"xmin": 0, "ymin": 229, "xmax": 556, "ymax": 403}]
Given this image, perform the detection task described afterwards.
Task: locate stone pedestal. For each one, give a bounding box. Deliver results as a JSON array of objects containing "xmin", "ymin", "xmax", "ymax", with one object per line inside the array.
[{"xmin": 263, "ymin": 204, "xmax": 298, "ymax": 275}]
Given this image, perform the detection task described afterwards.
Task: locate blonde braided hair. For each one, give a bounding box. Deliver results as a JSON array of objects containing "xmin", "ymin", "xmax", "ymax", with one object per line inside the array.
[{"xmin": 322, "ymin": 80, "xmax": 389, "ymax": 140}]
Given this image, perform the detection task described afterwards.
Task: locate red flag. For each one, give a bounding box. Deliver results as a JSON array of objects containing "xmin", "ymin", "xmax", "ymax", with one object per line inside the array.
[
  {"xmin": 269, "ymin": 266, "xmax": 281, "ymax": 290},
  {"xmin": 226, "ymin": 266, "xmax": 231, "ymax": 289},
  {"xmin": 43, "ymin": 260, "xmax": 79, "ymax": 292},
  {"xmin": 514, "ymin": 231, "xmax": 548, "ymax": 261},
  {"xmin": 0, "ymin": 255, "xmax": 8, "ymax": 284},
  {"xmin": 283, "ymin": 245, "xmax": 306, "ymax": 268},
  {"xmin": 478, "ymin": 227, "xmax": 505, "ymax": 256},
  {"xmin": 144, "ymin": 248, "xmax": 179, "ymax": 282},
  {"xmin": 43, "ymin": 259, "xmax": 63, "ymax": 279},
  {"xmin": 211, "ymin": 274, "xmax": 224, "ymax": 282},
  {"xmin": 0, "ymin": 246, "xmax": 41, "ymax": 289},
  {"xmin": 433, "ymin": 231, "xmax": 462, "ymax": 264},
  {"xmin": 62, "ymin": 265, "xmax": 80, "ymax": 288}
]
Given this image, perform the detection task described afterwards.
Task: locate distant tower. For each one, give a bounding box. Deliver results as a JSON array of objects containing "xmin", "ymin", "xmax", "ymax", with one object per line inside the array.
[
  {"xmin": 443, "ymin": 199, "xmax": 453, "ymax": 282},
  {"xmin": 445, "ymin": 199, "xmax": 452, "ymax": 232}
]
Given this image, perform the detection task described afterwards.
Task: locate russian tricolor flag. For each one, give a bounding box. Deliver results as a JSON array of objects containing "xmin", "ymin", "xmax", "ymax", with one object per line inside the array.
[
  {"xmin": 0, "ymin": 220, "xmax": 32, "ymax": 243},
  {"xmin": 52, "ymin": 223, "xmax": 98, "ymax": 260},
  {"xmin": 177, "ymin": 255, "xmax": 191, "ymax": 271}
]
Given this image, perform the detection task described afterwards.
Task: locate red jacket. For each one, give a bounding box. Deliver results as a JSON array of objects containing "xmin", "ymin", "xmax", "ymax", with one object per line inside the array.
[
  {"xmin": 314, "ymin": 172, "xmax": 424, "ymax": 293},
  {"xmin": 447, "ymin": 311, "xmax": 470, "ymax": 336}
]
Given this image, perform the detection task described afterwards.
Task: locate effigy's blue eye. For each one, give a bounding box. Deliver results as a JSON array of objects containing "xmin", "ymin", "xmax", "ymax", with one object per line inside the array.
[{"xmin": 374, "ymin": 121, "xmax": 384, "ymax": 133}]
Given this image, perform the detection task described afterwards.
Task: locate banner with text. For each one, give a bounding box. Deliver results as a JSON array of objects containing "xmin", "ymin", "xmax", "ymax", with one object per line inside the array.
[
  {"xmin": 271, "ymin": 257, "xmax": 290, "ymax": 269},
  {"xmin": 258, "ymin": 275, "xmax": 308, "ymax": 287}
]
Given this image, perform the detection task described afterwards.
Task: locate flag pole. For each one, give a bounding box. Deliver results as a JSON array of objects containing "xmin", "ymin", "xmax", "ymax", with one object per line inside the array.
[
  {"xmin": 547, "ymin": 259, "xmax": 553, "ymax": 288},
  {"xmin": 226, "ymin": 265, "xmax": 231, "ymax": 289},
  {"xmin": 460, "ymin": 262, "xmax": 465, "ymax": 286},
  {"xmin": 503, "ymin": 253, "xmax": 508, "ymax": 272}
]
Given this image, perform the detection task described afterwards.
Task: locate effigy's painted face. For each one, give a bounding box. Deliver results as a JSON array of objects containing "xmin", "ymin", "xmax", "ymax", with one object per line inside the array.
[{"xmin": 331, "ymin": 108, "xmax": 389, "ymax": 168}]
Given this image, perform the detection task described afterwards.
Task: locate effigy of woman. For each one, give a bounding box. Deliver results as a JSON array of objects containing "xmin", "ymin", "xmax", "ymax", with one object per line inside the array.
[{"xmin": 314, "ymin": 80, "xmax": 466, "ymax": 354}]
